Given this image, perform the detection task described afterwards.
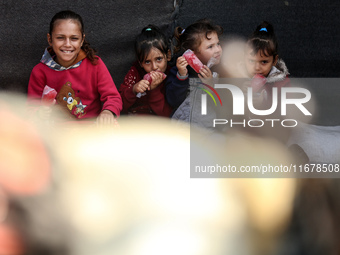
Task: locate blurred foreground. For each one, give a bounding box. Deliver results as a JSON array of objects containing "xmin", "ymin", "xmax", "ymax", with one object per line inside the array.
[{"xmin": 0, "ymin": 93, "xmax": 338, "ymax": 255}]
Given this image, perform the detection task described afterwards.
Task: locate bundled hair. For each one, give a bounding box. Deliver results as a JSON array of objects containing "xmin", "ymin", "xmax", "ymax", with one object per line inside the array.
[
  {"xmin": 247, "ymin": 21, "xmax": 278, "ymax": 58},
  {"xmin": 173, "ymin": 19, "xmax": 223, "ymax": 54},
  {"xmin": 134, "ymin": 25, "xmax": 169, "ymax": 63}
]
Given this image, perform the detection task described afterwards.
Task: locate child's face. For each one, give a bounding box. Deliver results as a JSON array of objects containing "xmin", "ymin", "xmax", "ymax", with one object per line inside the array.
[
  {"xmin": 194, "ymin": 32, "xmax": 222, "ymax": 65},
  {"xmin": 140, "ymin": 48, "xmax": 168, "ymax": 74},
  {"xmin": 245, "ymin": 47, "xmax": 278, "ymax": 78},
  {"xmin": 47, "ymin": 19, "xmax": 84, "ymax": 68}
]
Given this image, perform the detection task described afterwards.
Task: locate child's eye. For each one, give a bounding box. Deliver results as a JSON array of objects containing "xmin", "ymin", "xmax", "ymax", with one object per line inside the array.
[
  {"xmin": 262, "ymin": 61, "xmax": 268, "ymax": 64},
  {"xmin": 156, "ymin": 57, "xmax": 163, "ymax": 61},
  {"xmin": 144, "ymin": 60, "xmax": 150, "ymax": 64},
  {"xmin": 71, "ymin": 37, "xmax": 80, "ymax": 41}
]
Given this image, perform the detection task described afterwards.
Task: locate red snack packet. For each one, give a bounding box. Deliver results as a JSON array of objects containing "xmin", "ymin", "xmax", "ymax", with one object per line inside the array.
[
  {"xmin": 251, "ymin": 74, "xmax": 267, "ymax": 93},
  {"xmin": 41, "ymin": 85, "xmax": 57, "ymax": 105},
  {"xmin": 183, "ymin": 49, "xmax": 204, "ymax": 73},
  {"xmin": 143, "ymin": 71, "xmax": 167, "ymax": 84}
]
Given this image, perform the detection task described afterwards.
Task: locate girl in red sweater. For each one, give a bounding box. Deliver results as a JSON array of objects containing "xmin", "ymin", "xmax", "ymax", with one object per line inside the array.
[
  {"xmin": 119, "ymin": 25, "xmax": 173, "ymax": 117},
  {"xmin": 28, "ymin": 10, "xmax": 122, "ymax": 125}
]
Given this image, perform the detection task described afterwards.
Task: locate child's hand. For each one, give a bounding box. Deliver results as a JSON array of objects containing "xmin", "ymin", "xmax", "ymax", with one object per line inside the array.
[
  {"xmin": 38, "ymin": 106, "xmax": 52, "ymax": 120},
  {"xmin": 198, "ymin": 65, "xmax": 214, "ymax": 86},
  {"xmin": 96, "ymin": 110, "xmax": 117, "ymax": 126},
  {"xmin": 252, "ymin": 89, "xmax": 267, "ymax": 107},
  {"xmin": 176, "ymin": 56, "xmax": 188, "ymax": 77},
  {"xmin": 149, "ymin": 71, "xmax": 165, "ymax": 90},
  {"xmin": 198, "ymin": 65, "xmax": 213, "ymax": 79},
  {"xmin": 241, "ymin": 80, "xmax": 266, "ymax": 108},
  {"xmin": 133, "ymin": 80, "xmax": 150, "ymax": 94}
]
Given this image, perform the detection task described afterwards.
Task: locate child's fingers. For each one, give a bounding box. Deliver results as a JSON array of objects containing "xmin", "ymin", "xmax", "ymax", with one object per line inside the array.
[
  {"xmin": 149, "ymin": 73, "xmax": 163, "ymax": 90},
  {"xmin": 150, "ymin": 71, "xmax": 163, "ymax": 80},
  {"xmin": 134, "ymin": 80, "xmax": 149, "ymax": 93},
  {"xmin": 199, "ymin": 66, "xmax": 212, "ymax": 78},
  {"xmin": 176, "ymin": 56, "xmax": 185, "ymax": 63},
  {"xmin": 177, "ymin": 56, "xmax": 188, "ymax": 67},
  {"xmin": 138, "ymin": 82, "xmax": 149, "ymax": 92}
]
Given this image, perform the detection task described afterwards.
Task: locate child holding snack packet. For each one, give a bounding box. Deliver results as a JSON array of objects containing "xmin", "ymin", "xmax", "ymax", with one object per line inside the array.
[
  {"xmin": 245, "ymin": 21, "xmax": 290, "ymax": 106},
  {"xmin": 165, "ymin": 19, "xmax": 223, "ymax": 123},
  {"xmin": 28, "ymin": 10, "xmax": 122, "ymax": 125},
  {"xmin": 119, "ymin": 25, "xmax": 173, "ymax": 117},
  {"xmin": 244, "ymin": 21, "xmax": 293, "ymax": 143}
]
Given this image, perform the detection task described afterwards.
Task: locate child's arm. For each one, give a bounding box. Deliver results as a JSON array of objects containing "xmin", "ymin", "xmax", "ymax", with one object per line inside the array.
[
  {"xmin": 118, "ymin": 65, "xmax": 143, "ymax": 113},
  {"xmin": 198, "ymin": 66, "xmax": 213, "ymax": 79},
  {"xmin": 96, "ymin": 58, "xmax": 122, "ymax": 117},
  {"xmin": 148, "ymin": 71, "xmax": 166, "ymax": 91},
  {"xmin": 27, "ymin": 65, "xmax": 51, "ymax": 119},
  {"xmin": 97, "ymin": 109, "xmax": 117, "ymax": 126},
  {"xmin": 165, "ymin": 57, "xmax": 190, "ymax": 108},
  {"xmin": 147, "ymin": 78, "xmax": 173, "ymax": 117},
  {"xmin": 28, "ymin": 65, "xmax": 46, "ymax": 101}
]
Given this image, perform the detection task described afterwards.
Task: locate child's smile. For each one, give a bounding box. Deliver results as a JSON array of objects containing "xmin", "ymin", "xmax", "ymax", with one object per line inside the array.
[{"xmin": 48, "ymin": 19, "xmax": 84, "ymax": 68}]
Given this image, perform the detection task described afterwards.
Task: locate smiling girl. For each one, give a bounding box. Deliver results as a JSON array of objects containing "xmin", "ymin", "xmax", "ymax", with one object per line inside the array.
[{"xmin": 28, "ymin": 10, "xmax": 122, "ymax": 125}]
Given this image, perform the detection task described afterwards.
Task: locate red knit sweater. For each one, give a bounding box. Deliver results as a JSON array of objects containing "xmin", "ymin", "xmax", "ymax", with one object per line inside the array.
[
  {"xmin": 28, "ymin": 57, "xmax": 122, "ymax": 119},
  {"xmin": 119, "ymin": 62, "xmax": 172, "ymax": 117}
]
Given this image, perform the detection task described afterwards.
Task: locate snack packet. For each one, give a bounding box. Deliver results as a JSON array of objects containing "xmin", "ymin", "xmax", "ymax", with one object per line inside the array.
[
  {"xmin": 41, "ymin": 85, "xmax": 57, "ymax": 105},
  {"xmin": 207, "ymin": 57, "xmax": 218, "ymax": 69},
  {"xmin": 250, "ymin": 74, "xmax": 267, "ymax": 93},
  {"xmin": 137, "ymin": 71, "xmax": 167, "ymax": 98},
  {"xmin": 143, "ymin": 71, "xmax": 166, "ymax": 84},
  {"xmin": 183, "ymin": 49, "xmax": 204, "ymax": 73}
]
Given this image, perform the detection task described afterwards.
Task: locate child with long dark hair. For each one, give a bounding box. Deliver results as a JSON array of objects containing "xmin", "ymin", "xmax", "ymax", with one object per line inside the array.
[
  {"xmin": 119, "ymin": 25, "xmax": 172, "ymax": 117},
  {"xmin": 245, "ymin": 21, "xmax": 290, "ymax": 102},
  {"xmin": 28, "ymin": 10, "xmax": 122, "ymax": 125}
]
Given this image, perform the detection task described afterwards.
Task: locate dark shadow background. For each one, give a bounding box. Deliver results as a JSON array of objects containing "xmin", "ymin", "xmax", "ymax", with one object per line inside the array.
[{"xmin": 0, "ymin": 0, "xmax": 339, "ymax": 124}]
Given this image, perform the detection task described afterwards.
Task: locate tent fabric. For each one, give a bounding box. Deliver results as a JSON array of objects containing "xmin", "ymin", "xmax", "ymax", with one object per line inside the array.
[{"xmin": 0, "ymin": 0, "xmax": 339, "ymax": 124}]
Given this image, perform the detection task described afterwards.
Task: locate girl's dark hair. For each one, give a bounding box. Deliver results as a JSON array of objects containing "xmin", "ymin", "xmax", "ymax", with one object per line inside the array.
[
  {"xmin": 135, "ymin": 25, "xmax": 169, "ymax": 63},
  {"xmin": 49, "ymin": 10, "xmax": 98, "ymax": 65},
  {"xmin": 247, "ymin": 21, "xmax": 278, "ymax": 58},
  {"xmin": 173, "ymin": 19, "xmax": 223, "ymax": 54}
]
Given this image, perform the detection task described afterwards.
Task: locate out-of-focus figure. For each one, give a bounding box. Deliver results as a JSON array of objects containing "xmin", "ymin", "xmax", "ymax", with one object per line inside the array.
[{"xmin": 0, "ymin": 93, "xmax": 300, "ymax": 255}]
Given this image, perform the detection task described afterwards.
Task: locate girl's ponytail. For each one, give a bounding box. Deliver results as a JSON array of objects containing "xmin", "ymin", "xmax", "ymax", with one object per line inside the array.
[
  {"xmin": 134, "ymin": 24, "xmax": 169, "ymax": 63},
  {"xmin": 82, "ymin": 40, "xmax": 98, "ymax": 65},
  {"xmin": 173, "ymin": 26, "xmax": 185, "ymax": 54},
  {"xmin": 248, "ymin": 21, "xmax": 278, "ymax": 58},
  {"xmin": 254, "ymin": 21, "xmax": 276, "ymax": 38}
]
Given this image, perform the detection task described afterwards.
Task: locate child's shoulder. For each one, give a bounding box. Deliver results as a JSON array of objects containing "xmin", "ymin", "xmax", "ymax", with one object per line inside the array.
[
  {"xmin": 31, "ymin": 62, "xmax": 51, "ymax": 73},
  {"xmin": 267, "ymin": 59, "xmax": 289, "ymax": 83},
  {"xmin": 276, "ymin": 59, "xmax": 289, "ymax": 75}
]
